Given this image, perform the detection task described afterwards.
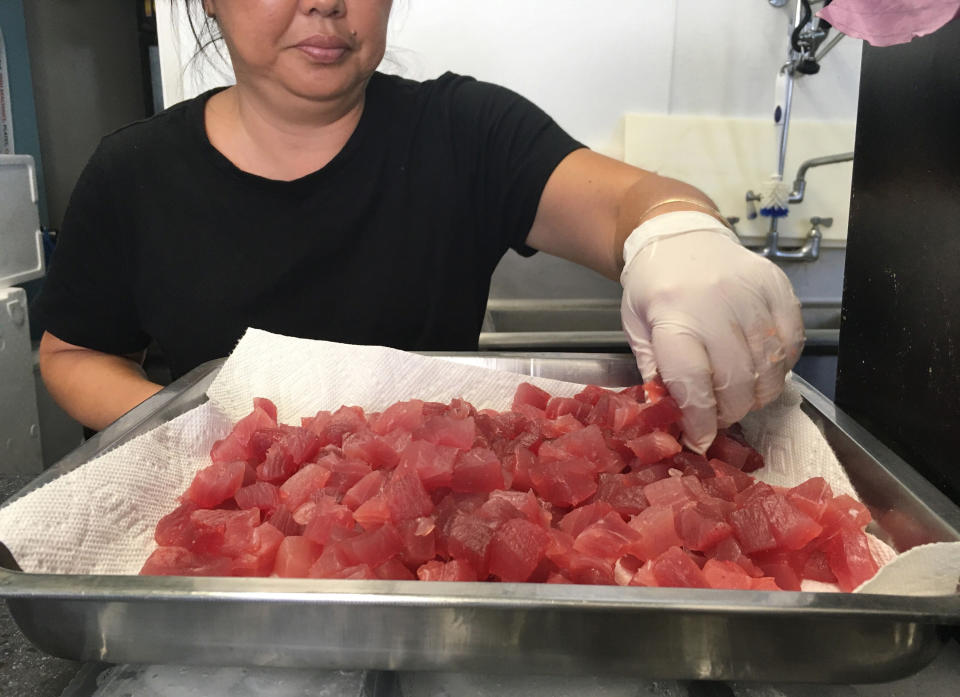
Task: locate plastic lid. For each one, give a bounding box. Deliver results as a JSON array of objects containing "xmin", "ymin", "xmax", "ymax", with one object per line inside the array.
[{"xmin": 0, "ymin": 154, "xmax": 44, "ymax": 288}]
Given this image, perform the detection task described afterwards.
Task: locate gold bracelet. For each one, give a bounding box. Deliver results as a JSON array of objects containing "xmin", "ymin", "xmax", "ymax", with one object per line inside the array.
[{"xmin": 638, "ymin": 198, "xmax": 732, "ymax": 230}]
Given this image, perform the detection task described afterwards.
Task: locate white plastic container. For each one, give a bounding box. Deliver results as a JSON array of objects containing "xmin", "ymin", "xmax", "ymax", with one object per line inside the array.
[{"xmin": 0, "ymin": 154, "xmax": 44, "ymax": 472}]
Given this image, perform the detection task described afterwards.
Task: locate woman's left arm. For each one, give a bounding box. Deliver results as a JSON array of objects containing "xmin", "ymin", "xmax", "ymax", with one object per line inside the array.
[{"xmin": 526, "ymin": 149, "xmax": 804, "ymax": 453}]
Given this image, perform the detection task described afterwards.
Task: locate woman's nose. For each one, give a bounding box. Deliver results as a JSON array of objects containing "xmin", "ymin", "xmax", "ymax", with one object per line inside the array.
[{"xmin": 301, "ymin": 0, "xmax": 346, "ymax": 19}]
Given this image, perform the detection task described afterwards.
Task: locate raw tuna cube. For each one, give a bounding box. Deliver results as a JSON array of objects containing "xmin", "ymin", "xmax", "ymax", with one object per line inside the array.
[
  {"xmin": 540, "ymin": 414, "xmax": 585, "ymax": 439},
  {"xmin": 735, "ymin": 481, "xmax": 777, "ymax": 507},
  {"xmin": 633, "ymin": 397, "xmax": 684, "ymax": 433},
  {"xmin": 230, "ymin": 522, "xmax": 285, "ymax": 576},
  {"xmin": 273, "ymin": 536, "xmax": 322, "ymax": 578},
  {"xmin": 444, "ymin": 512, "xmax": 495, "ymax": 578},
  {"xmin": 400, "ymin": 441, "xmax": 457, "ymax": 491},
  {"xmin": 383, "ymin": 463, "xmax": 434, "ymax": 522},
  {"xmin": 626, "ymin": 505, "xmax": 682, "ymax": 561},
  {"xmin": 750, "ymin": 577, "xmax": 782, "ymax": 591},
  {"xmin": 707, "ymin": 459, "xmax": 754, "ymax": 491},
  {"xmin": 701, "ymin": 476, "xmax": 738, "ymax": 502},
  {"xmin": 353, "ymin": 495, "xmax": 391, "ymax": 529},
  {"xmin": 487, "ymin": 489, "xmax": 549, "ymax": 527},
  {"xmin": 342, "ymin": 431, "xmax": 400, "ymax": 470},
  {"xmin": 266, "ymin": 505, "xmax": 302, "ymax": 536},
  {"xmin": 210, "ymin": 403, "xmax": 277, "ymax": 465},
  {"xmin": 728, "ymin": 501, "xmax": 778, "ymax": 554},
  {"xmin": 594, "ymin": 473, "xmax": 650, "ymax": 517},
  {"xmin": 529, "ymin": 456, "xmax": 598, "ymax": 508},
  {"xmin": 671, "ymin": 451, "xmax": 715, "ymax": 479},
  {"xmin": 707, "ymin": 537, "xmax": 764, "ymax": 578},
  {"xmin": 488, "ymin": 518, "xmax": 551, "ymax": 582},
  {"xmin": 452, "ymin": 448, "xmax": 505, "ymax": 493},
  {"xmin": 155, "ymin": 502, "xmax": 200, "ymax": 547},
  {"xmin": 642, "ymin": 476, "xmax": 697, "ymax": 510},
  {"xmin": 752, "ymin": 550, "xmax": 802, "ymax": 590},
  {"xmin": 574, "ymin": 385, "xmax": 616, "ymax": 405},
  {"xmin": 329, "ymin": 564, "xmax": 378, "ymax": 580},
  {"xmin": 513, "ymin": 382, "xmax": 551, "ymax": 412},
  {"xmin": 321, "ymin": 458, "xmax": 372, "ymax": 501},
  {"xmin": 545, "ymin": 396, "xmax": 591, "ymax": 422},
  {"xmin": 707, "ymin": 432, "xmax": 764, "ymax": 473},
  {"xmin": 572, "ymin": 512, "xmax": 639, "ymax": 559},
  {"xmin": 650, "ymin": 546, "xmax": 709, "ymax": 588},
  {"xmin": 308, "ymin": 544, "xmax": 354, "ymax": 578},
  {"xmin": 629, "ymin": 463, "xmax": 672, "ymax": 486},
  {"xmin": 417, "ymin": 559, "xmax": 478, "ymax": 582},
  {"xmin": 371, "ymin": 400, "xmax": 425, "ymax": 435},
  {"xmin": 824, "ymin": 525, "xmax": 879, "ymax": 591},
  {"xmin": 786, "ymin": 477, "xmax": 833, "ymax": 520},
  {"xmin": 280, "ymin": 463, "xmax": 332, "ymax": 510},
  {"xmin": 183, "ymin": 460, "xmax": 246, "ymax": 508},
  {"xmin": 397, "ymin": 517, "xmax": 437, "ymax": 567},
  {"xmin": 801, "ymin": 548, "xmax": 837, "ymax": 583},
  {"xmin": 340, "ymin": 523, "xmax": 404, "ymax": 568},
  {"xmin": 414, "ymin": 415, "xmax": 476, "ymax": 450},
  {"xmin": 504, "ymin": 447, "xmax": 536, "ymax": 492},
  {"xmin": 310, "ymin": 405, "xmax": 367, "ymax": 447},
  {"xmin": 342, "ymin": 470, "xmax": 387, "ymax": 510},
  {"xmin": 374, "ymin": 558, "xmax": 417, "ymax": 580},
  {"xmin": 678, "ymin": 503, "xmax": 734, "ymax": 552},
  {"xmin": 759, "ymin": 494, "xmax": 823, "ymax": 550},
  {"xmin": 820, "ymin": 494, "xmax": 872, "ymax": 534},
  {"xmin": 702, "ymin": 559, "xmax": 752, "ymax": 590},
  {"xmin": 626, "ymin": 431, "xmax": 682, "ymax": 466},
  {"xmin": 539, "ymin": 425, "xmax": 624, "ymax": 474},
  {"xmin": 234, "ymin": 481, "xmax": 282, "ymax": 514},
  {"xmin": 559, "ymin": 501, "xmax": 616, "ymax": 538},
  {"xmin": 141, "ymin": 546, "xmax": 233, "ymax": 577},
  {"xmin": 302, "ymin": 497, "xmax": 356, "ymax": 545},
  {"xmin": 256, "ymin": 443, "xmax": 298, "ymax": 483}
]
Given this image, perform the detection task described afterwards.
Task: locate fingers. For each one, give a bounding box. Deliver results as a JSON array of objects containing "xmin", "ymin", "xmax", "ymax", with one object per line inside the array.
[
  {"xmin": 620, "ymin": 293, "xmax": 659, "ymax": 382},
  {"xmin": 649, "ymin": 323, "xmax": 719, "ymax": 454},
  {"xmin": 764, "ymin": 264, "xmax": 806, "ymax": 372}
]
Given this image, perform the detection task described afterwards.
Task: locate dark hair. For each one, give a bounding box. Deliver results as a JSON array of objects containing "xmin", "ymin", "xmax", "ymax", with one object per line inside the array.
[{"xmin": 183, "ymin": 0, "xmax": 226, "ymax": 66}]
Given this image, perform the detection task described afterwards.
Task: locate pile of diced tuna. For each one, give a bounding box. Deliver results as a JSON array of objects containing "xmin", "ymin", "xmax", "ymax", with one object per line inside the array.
[{"xmin": 142, "ymin": 381, "xmax": 879, "ymax": 591}]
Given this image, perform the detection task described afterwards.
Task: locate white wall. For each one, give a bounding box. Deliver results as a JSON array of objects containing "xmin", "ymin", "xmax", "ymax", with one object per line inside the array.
[{"xmin": 157, "ymin": 0, "xmax": 863, "ymax": 158}]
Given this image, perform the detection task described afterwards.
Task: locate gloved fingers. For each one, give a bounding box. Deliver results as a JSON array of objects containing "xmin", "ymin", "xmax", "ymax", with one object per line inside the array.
[
  {"xmin": 742, "ymin": 324, "xmax": 789, "ymax": 409},
  {"xmin": 763, "ymin": 263, "xmax": 806, "ymax": 371},
  {"xmin": 620, "ymin": 293, "xmax": 659, "ymax": 382},
  {"xmin": 650, "ymin": 323, "xmax": 718, "ymax": 454},
  {"xmin": 706, "ymin": 320, "xmax": 762, "ymax": 428}
]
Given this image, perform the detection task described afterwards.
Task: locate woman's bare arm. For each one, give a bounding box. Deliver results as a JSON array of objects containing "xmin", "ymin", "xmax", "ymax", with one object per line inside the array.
[
  {"xmin": 525, "ymin": 148, "xmax": 727, "ymax": 279},
  {"xmin": 38, "ymin": 332, "xmax": 163, "ymax": 431}
]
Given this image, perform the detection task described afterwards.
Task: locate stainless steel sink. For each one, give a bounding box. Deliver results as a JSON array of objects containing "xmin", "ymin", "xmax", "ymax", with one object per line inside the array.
[{"xmin": 479, "ymin": 298, "xmax": 840, "ymax": 351}]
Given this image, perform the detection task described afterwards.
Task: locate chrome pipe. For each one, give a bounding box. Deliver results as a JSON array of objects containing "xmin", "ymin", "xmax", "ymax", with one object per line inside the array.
[{"xmin": 789, "ymin": 151, "xmax": 854, "ymax": 203}]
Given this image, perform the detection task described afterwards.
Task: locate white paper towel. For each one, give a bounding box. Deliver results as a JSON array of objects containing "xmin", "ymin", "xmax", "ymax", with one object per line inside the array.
[{"xmin": 0, "ymin": 328, "xmax": 957, "ymax": 595}]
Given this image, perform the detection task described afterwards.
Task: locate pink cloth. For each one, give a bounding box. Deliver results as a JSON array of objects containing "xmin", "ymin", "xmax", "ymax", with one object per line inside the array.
[{"xmin": 818, "ymin": 0, "xmax": 960, "ymax": 46}]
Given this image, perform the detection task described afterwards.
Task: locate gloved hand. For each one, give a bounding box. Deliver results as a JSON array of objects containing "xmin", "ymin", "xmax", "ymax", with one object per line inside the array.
[{"xmin": 620, "ymin": 211, "xmax": 804, "ymax": 453}]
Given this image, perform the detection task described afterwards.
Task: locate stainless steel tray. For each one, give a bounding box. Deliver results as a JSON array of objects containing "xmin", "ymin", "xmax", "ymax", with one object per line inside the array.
[{"xmin": 2, "ymin": 354, "xmax": 959, "ymax": 683}]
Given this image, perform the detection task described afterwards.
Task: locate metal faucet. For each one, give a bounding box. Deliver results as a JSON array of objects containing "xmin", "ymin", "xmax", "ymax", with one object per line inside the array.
[{"xmin": 789, "ymin": 152, "xmax": 854, "ymax": 203}]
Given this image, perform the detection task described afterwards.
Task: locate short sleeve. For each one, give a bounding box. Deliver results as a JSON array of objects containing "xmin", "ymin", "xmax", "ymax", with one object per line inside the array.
[
  {"xmin": 30, "ymin": 143, "xmax": 150, "ymax": 355},
  {"xmin": 446, "ymin": 76, "xmax": 585, "ymax": 257}
]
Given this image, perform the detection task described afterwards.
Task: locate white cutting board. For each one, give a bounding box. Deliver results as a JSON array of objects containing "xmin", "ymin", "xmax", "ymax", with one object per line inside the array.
[{"xmin": 623, "ymin": 114, "xmax": 856, "ymax": 245}]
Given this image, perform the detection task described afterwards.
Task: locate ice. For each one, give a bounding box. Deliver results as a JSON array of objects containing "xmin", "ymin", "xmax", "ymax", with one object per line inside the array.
[
  {"xmin": 398, "ymin": 672, "xmax": 686, "ymax": 697},
  {"xmin": 91, "ymin": 665, "xmax": 372, "ymax": 697}
]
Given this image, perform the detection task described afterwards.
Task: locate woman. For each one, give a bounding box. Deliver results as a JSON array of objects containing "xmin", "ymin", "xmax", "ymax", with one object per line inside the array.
[{"xmin": 35, "ymin": 0, "xmax": 803, "ymax": 453}]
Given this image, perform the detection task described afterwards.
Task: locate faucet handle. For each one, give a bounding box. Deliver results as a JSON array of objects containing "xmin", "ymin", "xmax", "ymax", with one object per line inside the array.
[
  {"xmin": 810, "ymin": 216, "xmax": 833, "ymax": 228},
  {"xmin": 745, "ymin": 191, "xmax": 761, "ymax": 219}
]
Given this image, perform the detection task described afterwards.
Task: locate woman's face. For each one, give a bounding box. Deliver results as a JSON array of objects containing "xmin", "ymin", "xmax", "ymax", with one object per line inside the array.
[{"xmin": 205, "ymin": 0, "xmax": 393, "ymax": 102}]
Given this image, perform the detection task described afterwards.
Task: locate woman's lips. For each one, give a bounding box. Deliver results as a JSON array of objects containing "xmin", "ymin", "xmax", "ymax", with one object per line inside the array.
[{"xmin": 295, "ymin": 35, "xmax": 351, "ymax": 63}]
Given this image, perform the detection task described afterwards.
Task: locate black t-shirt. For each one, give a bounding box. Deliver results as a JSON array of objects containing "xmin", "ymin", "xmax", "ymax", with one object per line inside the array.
[{"xmin": 32, "ymin": 72, "xmax": 584, "ymax": 379}]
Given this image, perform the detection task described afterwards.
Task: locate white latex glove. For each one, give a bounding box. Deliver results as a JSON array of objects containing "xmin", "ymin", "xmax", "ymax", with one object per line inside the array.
[{"xmin": 620, "ymin": 211, "xmax": 805, "ymax": 453}]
